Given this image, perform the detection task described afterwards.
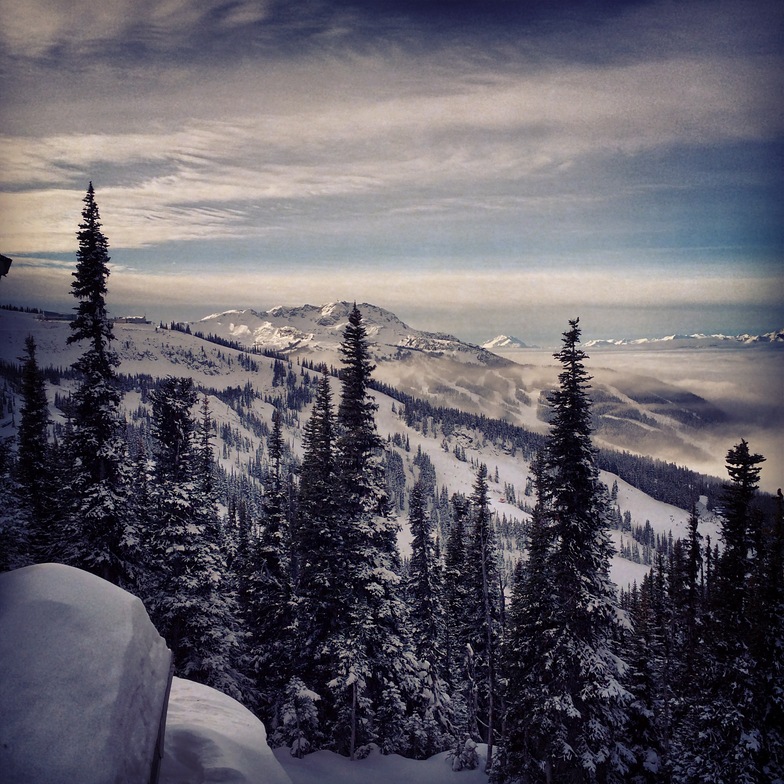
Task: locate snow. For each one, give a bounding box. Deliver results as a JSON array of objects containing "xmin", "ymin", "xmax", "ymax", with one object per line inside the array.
[
  {"xmin": 0, "ymin": 562, "xmax": 172, "ymax": 784},
  {"xmin": 481, "ymin": 335, "xmax": 531, "ymax": 349},
  {"xmin": 161, "ymin": 677, "xmax": 292, "ymax": 784},
  {"xmin": 274, "ymin": 743, "xmax": 491, "ymax": 784}
]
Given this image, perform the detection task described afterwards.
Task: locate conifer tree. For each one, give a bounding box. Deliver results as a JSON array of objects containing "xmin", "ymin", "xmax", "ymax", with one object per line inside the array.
[
  {"xmin": 407, "ymin": 482, "xmax": 445, "ymax": 666},
  {"xmin": 145, "ymin": 375, "xmax": 246, "ymax": 701},
  {"xmin": 501, "ymin": 454, "xmax": 559, "ymax": 783},
  {"xmin": 293, "ymin": 370, "xmax": 342, "ymax": 700},
  {"xmin": 0, "ymin": 434, "xmax": 27, "ymax": 571},
  {"xmin": 500, "ymin": 319, "xmax": 631, "ymax": 783},
  {"xmin": 64, "ymin": 183, "xmax": 136, "ymax": 586},
  {"xmin": 673, "ymin": 440, "xmax": 771, "ymax": 783},
  {"xmin": 246, "ymin": 407, "xmax": 295, "ymax": 725},
  {"xmin": 17, "ymin": 336, "xmax": 49, "ymax": 512},
  {"xmin": 443, "ymin": 493, "xmax": 471, "ymax": 687},
  {"xmin": 328, "ymin": 304, "xmax": 417, "ymax": 757},
  {"xmin": 464, "ymin": 463, "xmax": 503, "ymax": 772},
  {"xmin": 405, "ymin": 481, "xmax": 454, "ymax": 758},
  {"xmin": 16, "ymin": 335, "xmax": 52, "ymax": 558}
]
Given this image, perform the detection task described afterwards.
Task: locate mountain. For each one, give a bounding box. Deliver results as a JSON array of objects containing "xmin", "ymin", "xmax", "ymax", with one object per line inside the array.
[
  {"xmin": 197, "ymin": 302, "xmax": 504, "ymax": 365},
  {"xmin": 3, "ymin": 303, "xmax": 778, "ymax": 484},
  {"xmin": 583, "ymin": 329, "xmax": 784, "ymax": 349},
  {"xmin": 0, "ymin": 306, "xmax": 721, "ymax": 597},
  {"xmin": 481, "ymin": 335, "xmax": 533, "ymax": 349}
]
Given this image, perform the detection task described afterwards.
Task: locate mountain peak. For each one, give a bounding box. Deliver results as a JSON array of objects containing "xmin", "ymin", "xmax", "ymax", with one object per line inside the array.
[
  {"xmin": 482, "ymin": 334, "xmax": 531, "ymax": 349},
  {"xmin": 196, "ymin": 302, "xmax": 504, "ymax": 364}
]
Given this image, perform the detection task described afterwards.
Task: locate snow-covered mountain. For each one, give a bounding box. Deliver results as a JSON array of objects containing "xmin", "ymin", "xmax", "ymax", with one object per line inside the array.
[
  {"xmin": 3, "ymin": 303, "xmax": 779, "ymax": 486},
  {"xmin": 198, "ymin": 302, "xmax": 503, "ymax": 365},
  {"xmin": 481, "ymin": 335, "xmax": 533, "ymax": 350},
  {"xmin": 583, "ymin": 329, "xmax": 784, "ymax": 349},
  {"xmin": 0, "ymin": 305, "xmax": 726, "ymax": 595}
]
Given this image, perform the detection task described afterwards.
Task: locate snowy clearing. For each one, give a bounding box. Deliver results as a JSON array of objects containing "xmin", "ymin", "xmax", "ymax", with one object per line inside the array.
[{"xmin": 274, "ymin": 744, "xmax": 490, "ymax": 784}]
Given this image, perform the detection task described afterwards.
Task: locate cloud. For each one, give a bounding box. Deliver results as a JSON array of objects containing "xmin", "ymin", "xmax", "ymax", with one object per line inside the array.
[
  {"xmin": 1, "ymin": 34, "xmax": 780, "ymax": 255},
  {"xmin": 9, "ymin": 257, "xmax": 778, "ymax": 313},
  {"xmin": 0, "ymin": 0, "xmax": 274, "ymax": 57}
]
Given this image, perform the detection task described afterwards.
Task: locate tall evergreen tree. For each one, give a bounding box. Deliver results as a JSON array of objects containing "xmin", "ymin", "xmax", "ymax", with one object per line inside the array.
[
  {"xmin": 17, "ymin": 336, "xmax": 49, "ymax": 512},
  {"xmin": 246, "ymin": 407, "xmax": 295, "ymax": 726},
  {"xmin": 405, "ymin": 481, "xmax": 454, "ymax": 759},
  {"xmin": 145, "ymin": 376, "xmax": 246, "ymax": 701},
  {"xmin": 0, "ymin": 433, "xmax": 26, "ymax": 571},
  {"xmin": 501, "ymin": 454, "xmax": 559, "ymax": 783},
  {"xmin": 16, "ymin": 335, "xmax": 52, "ymax": 558},
  {"xmin": 328, "ymin": 304, "xmax": 417, "ymax": 757},
  {"xmin": 64, "ymin": 183, "xmax": 136, "ymax": 586},
  {"xmin": 464, "ymin": 463, "xmax": 503, "ymax": 772},
  {"xmin": 443, "ymin": 492, "xmax": 471, "ymax": 689},
  {"xmin": 407, "ymin": 481, "xmax": 446, "ymax": 668},
  {"xmin": 673, "ymin": 440, "xmax": 772, "ymax": 783},
  {"xmin": 500, "ymin": 319, "xmax": 631, "ymax": 783},
  {"xmin": 293, "ymin": 370, "xmax": 342, "ymax": 703}
]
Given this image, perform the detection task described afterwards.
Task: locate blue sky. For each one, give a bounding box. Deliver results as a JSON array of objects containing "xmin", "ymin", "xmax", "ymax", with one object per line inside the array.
[{"xmin": 0, "ymin": 0, "xmax": 781, "ymax": 344}]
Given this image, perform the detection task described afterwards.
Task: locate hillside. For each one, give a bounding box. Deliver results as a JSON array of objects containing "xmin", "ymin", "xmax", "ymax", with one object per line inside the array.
[
  {"xmin": 0, "ymin": 307, "xmax": 725, "ymax": 592},
  {"xmin": 186, "ymin": 304, "xmax": 772, "ymax": 473}
]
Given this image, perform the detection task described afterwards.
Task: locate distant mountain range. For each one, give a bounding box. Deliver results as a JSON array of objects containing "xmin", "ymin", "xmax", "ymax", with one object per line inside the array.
[
  {"xmin": 582, "ymin": 329, "xmax": 784, "ymax": 349},
  {"xmin": 1, "ymin": 303, "xmax": 776, "ymax": 485}
]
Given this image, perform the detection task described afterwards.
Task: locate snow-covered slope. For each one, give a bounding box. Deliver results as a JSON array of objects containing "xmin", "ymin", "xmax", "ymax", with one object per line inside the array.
[
  {"xmin": 162, "ymin": 678, "xmax": 292, "ymax": 784},
  {"xmin": 0, "ymin": 307, "xmax": 736, "ymax": 595},
  {"xmin": 198, "ymin": 302, "xmax": 503, "ymax": 366},
  {"xmin": 275, "ymin": 743, "xmax": 491, "ymax": 784},
  {"xmin": 583, "ymin": 329, "xmax": 784, "ymax": 349},
  {"xmin": 5, "ymin": 305, "xmax": 777, "ymax": 481},
  {"xmin": 481, "ymin": 335, "xmax": 532, "ymax": 349}
]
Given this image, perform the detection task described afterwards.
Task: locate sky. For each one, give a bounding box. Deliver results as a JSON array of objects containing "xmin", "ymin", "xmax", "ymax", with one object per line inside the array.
[{"xmin": 0, "ymin": 0, "xmax": 782, "ymax": 345}]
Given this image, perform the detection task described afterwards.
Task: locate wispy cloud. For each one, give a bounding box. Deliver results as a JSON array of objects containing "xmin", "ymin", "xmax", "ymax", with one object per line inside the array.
[
  {"xmin": 0, "ymin": 0, "xmax": 780, "ymax": 338},
  {"xmin": 0, "ymin": 0, "xmax": 274, "ymax": 57}
]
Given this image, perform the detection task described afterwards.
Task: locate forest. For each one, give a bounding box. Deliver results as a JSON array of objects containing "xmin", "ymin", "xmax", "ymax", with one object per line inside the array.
[{"xmin": 1, "ymin": 185, "xmax": 782, "ymax": 783}]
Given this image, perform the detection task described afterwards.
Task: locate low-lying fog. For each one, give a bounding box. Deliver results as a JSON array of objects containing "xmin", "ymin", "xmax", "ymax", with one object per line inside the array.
[{"xmin": 497, "ymin": 346, "xmax": 783, "ymax": 494}]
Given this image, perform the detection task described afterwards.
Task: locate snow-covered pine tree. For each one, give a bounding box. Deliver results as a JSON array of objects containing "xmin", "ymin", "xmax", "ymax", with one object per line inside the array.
[
  {"xmin": 464, "ymin": 463, "xmax": 503, "ymax": 772},
  {"xmin": 442, "ymin": 492, "xmax": 471, "ymax": 670},
  {"xmin": 329, "ymin": 304, "xmax": 418, "ymax": 757},
  {"xmin": 245, "ymin": 407, "xmax": 295, "ymax": 726},
  {"xmin": 17, "ymin": 336, "xmax": 49, "ymax": 524},
  {"xmin": 672, "ymin": 440, "xmax": 774, "ymax": 783},
  {"xmin": 15, "ymin": 335, "xmax": 52, "ymax": 561},
  {"xmin": 0, "ymin": 427, "xmax": 27, "ymax": 571},
  {"xmin": 442, "ymin": 492, "xmax": 475, "ymax": 750},
  {"xmin": 619, "ymin": 569, "xmax": 666, "ymax": 784},
  {"xmin": 405, "ymin": 481, "xmax": 455, "ymax": 758},
  {"xmin": 499, "ymin": 319, "xmax": 632, "ymax": 783},
  {"xmin": 292, "ymin": 370, "xmax": 342, "ymax": 710},
  {"xmin": 63, "ymin": 183, "xmax": 137, "ymax": 587},
  {"xmin": 145, "ymin": 375, "xmax": 247, "ymax": 702},
  {"xmin": 500, "ymin": 454, "xmax": 559, "ymax": 783}
]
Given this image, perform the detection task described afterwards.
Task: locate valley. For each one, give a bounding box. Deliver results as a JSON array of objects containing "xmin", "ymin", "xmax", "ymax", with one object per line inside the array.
[{"xmin": 4, "ymin": 302, "xmax": 778, "ymax": 592}]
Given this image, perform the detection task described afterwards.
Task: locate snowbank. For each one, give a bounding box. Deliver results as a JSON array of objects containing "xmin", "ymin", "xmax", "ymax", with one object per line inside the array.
[
  {"xmin": 0, "ymin": 562, "xmax": 172, "ymax": 784},
  {"xmin": 161, "ymin": 677, "xmax": 292, "ymax": 784},
  {"xmin": 274, "ymin": 744, "xmax": 490, "ymax": 784}
]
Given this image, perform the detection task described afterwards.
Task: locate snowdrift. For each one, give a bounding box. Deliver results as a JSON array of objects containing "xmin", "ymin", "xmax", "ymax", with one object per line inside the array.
[
  {"xmin": 161, "ymin": 677, "xmax": 292, "ymax": 784},
  {"xmin": 0, "ymin": 562, "xmax": 172, "ymax": 784}
]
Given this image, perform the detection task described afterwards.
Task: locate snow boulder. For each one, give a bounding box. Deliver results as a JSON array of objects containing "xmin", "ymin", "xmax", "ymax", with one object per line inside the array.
[
  {"xmin": 0, "ymin": 563, "xmax": 172, "ymax": 784},
  {"xmin": 161, "ymin": 677, "xmax": 292, "ymax": 784}
]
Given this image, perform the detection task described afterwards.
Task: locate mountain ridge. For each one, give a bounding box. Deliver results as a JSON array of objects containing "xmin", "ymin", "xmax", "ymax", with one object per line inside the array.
[
  {"xmin": 196, "ymin": 301, "xmax": 506, "ymax": 366},
  {"xmin": 582, "ymin": 329, "xmax": 784, "ymax": 349}
]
